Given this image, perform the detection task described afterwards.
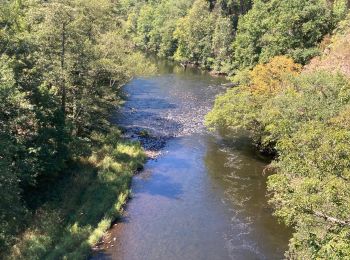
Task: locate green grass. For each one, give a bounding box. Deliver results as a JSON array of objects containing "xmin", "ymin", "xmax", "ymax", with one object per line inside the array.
[{"xmin": 8, "ymin": 130, "xmax": 146, "ymax": 260}]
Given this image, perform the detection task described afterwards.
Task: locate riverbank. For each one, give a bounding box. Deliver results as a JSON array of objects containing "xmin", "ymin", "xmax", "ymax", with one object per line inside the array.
[{"xmin": 6, "ymin": 128, "xmax": 145, "ymax": 260}]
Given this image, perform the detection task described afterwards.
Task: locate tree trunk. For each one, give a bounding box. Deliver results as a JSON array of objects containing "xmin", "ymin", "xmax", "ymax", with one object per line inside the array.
[
  {"xmin": 240, "ymin": 0, "xmax": 244, "ymax": 14},
  {"xmin": 61, "ymin": 23, "xmax": 66, "ymax": 120}
]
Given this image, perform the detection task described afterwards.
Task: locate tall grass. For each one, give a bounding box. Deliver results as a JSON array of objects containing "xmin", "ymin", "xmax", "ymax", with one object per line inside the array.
[{"xmin": 8, "ymin": 129, "xmax": 145, "ymax": 260}]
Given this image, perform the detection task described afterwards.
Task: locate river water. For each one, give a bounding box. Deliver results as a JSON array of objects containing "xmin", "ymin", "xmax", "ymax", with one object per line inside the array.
[{"xmin": 92, "ymin": 61, "xmax": 291, "ymax": 260}]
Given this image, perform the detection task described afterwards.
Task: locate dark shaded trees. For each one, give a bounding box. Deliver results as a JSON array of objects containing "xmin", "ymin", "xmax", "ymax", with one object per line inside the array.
[{"xmin": 0, "ymin": 0, "xmax": 154, "ymax": 253}]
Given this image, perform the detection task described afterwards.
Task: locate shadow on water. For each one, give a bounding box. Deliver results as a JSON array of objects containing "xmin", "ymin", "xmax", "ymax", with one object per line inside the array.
[
  {"xmin": 135, "ymin": 172, "xmax": 184, "ymax": 200},
  {"xmin": 204, "ymin": 134, "xmax": 292, "ymax": 259}
]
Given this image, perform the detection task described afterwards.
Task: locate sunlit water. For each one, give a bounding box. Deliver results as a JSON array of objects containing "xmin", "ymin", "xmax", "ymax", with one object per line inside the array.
[{"xmin": 92, "ymin": 61, "xmax": 291, "ymax": 260}]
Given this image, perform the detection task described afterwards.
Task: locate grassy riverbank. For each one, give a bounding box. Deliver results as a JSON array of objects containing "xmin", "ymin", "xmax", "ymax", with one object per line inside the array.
[{"xmin": 7, "ymin": 129, "xmax": 145, "ymax": 260}]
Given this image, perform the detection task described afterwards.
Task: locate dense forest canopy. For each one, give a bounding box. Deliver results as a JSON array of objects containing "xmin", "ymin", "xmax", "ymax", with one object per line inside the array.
[
  {"xmin": 1, "ymin": 0, "xmax": 350, "ymax": 259},
  {"xmin": 0, "ymin": 0, "xmax": 152, "ymax": 258},
  {"xmin": 121, "ymin": 0, "xmax": 349, "ymax": 73}
]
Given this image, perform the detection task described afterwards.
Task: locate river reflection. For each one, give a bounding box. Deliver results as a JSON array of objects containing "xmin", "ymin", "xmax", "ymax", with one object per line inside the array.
[{"xmin": 204, "ymin": 135, "xmax": 291, "ymax": 259}]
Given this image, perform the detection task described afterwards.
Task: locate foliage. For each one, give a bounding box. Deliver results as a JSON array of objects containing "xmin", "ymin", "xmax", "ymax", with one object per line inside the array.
[
  {"xmin": 206, "ymin": 56, "xmax": 302, "ymax": 150},
  {"xmin": 0, "ymin": 55, "xmax": 28, "ymax": 250},
  {"xmin": 0, "ymin": 0, "xmax": 154, "ymax": 256},
  {"xmin": 208, "ymin": 0, "xmax": 252, "ymax": 17},
  {"xmin": 1, "ymin": 0, "xmax": 350, "ymax": 258},
  {"xmin": 266, "ymin": 73, "xmax": 350, "ymax": 257},
  {"xmin": 233, "ymin": 0, "xmax": 336, "ymax": 70},
  {"xmin": 122, "ymin": 0, "xmax": 240, "ymax": 72},
  {"xmin": 122, "ymin": 0, "xmax": 350, "ymax": 257},
  {"xmin": 125, "ymin": 0, "xmax": 194, "ymax": 57},
  {"xmin": 269, "ymin": 121, "xmax": 350, "ymax": 259},
  {"xmin": 260, "ymin": 72, "xmax": 350, "ymax": 146},
  {"xmin": 249, "ymin": 56, "xmax": 302, "ymax": 94},
  {"xmin": 121, "ymin": 0, "xmax": 346, "ymax": 74},
  {"xmin": 306, "ymin": 12, "xmax": 350, "ymax": 76},
  {"xmin": 207, "ymin": 57, "xmax": 350, "ymax": 257},
  {"xmin": 333, "ymin": 0, "xmax": 350, "ymax": 23},
  {"xmin": 173, "ymin": 0, "xmax": 215, "ymax": 67}
]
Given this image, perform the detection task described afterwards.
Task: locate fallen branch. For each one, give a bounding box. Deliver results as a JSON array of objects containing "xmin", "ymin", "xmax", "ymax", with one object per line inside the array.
[
  {"xmin": 304, "ymin": 208, "xmax": 350, "ymax": 227},
  {"xmin": 262, "ymin": 164, "xmax": 275, "ymax": 176},
  {"xmin": 313, "ymin": 211, "xmax": 350, "ymax": 227},
  {"xmin": 221, "ymin": 82, "xmax": 239, "ymax": 88}
]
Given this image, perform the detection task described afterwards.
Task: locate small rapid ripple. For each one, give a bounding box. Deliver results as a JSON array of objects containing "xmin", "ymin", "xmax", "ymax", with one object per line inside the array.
[{"xmin": 112, "ymin": 76, "xmax": 226, "ymax": 156}]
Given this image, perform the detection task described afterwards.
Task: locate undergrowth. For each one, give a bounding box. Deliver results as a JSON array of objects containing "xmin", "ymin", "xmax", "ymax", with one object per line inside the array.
[{"xmin": 7, "ymin": 129, "xmax": 145, "ymax": 260}]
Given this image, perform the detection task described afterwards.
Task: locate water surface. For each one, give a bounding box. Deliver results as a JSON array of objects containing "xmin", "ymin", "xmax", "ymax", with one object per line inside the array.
[{"xmin": 93, "ymin": 62, "xmax": 291, "ymax": 260}]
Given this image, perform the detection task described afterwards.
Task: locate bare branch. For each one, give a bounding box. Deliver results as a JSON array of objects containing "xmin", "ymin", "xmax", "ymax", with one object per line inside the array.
[{"xmin": 313, "ymin": 211, "xmax": 350, "ymax": 227}]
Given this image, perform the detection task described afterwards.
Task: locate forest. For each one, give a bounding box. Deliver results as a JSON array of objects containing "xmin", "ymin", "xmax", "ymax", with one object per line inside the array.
[
  {"xmin": 1, "ymin": 0, "xmax": 350, "ymax": 259},
  {"xmin": 0, "ymin": 0, "xmax": 153, "ymax": 258}
]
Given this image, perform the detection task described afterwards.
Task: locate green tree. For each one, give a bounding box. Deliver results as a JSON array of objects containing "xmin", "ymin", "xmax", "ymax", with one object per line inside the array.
[
  {"xmin": 0, "ymin": 0, "xmax": 154, "ymax": 254},
  {"xmin": 211, "ymin": 12, "xmax": 235, "ymax": 73},
  {"xmin": 269, "ymin": 122, "xmax": 350, "ymax": 259},
  {"xmin": 126, "ymin": 0, "xmax": 193, "ymax": 57},
  {"xmin": 266, "ymin": 73, "xmax": 350, "ymax": 257},
  {"xmin": 208, "ymin": 0, "xmax": 252, "ymax": 24},
  {"xmin": 0, "ymin": 55, "xmax": 28, "ymax": 250},
  {"xmin": 333, "ymin": 0, "xmax": 350, "ymax": 22},
  {"xmin": 174, "ymin": 0, "xmax": 216, "ymax": 67},
  {"xmin": 206, "ymin": 56, "xmax": 302, "ymax": 150},
  {"xmin": 233, "ymin": 0, "xmax": 334, "ymax": 70}
]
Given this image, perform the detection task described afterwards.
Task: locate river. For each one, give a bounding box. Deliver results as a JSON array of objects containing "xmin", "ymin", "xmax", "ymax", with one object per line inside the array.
[{"xmin": 92, "ymin": 61, "xmax": 291, "ymax": 260}]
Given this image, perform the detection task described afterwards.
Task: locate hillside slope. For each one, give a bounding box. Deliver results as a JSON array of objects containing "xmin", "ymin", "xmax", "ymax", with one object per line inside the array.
[{"xmin": 306, "ymin": 14, "xmax": 350, "ymax": 76}]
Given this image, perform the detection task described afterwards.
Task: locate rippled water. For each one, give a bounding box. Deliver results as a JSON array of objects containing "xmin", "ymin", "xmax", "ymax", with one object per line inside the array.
[{"xmin": 92, "ymin": 61, "xmax": 291, "ymax": 260}]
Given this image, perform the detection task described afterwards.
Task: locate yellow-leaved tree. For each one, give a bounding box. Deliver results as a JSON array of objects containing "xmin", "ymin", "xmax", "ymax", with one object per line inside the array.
[
  {"xmin": 206, "ymin": 56, "xmax": 302, "ymax": 151},
  {"xmin": 249, "ymin": 56, "xmax": 302, "ymax": 94}
]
